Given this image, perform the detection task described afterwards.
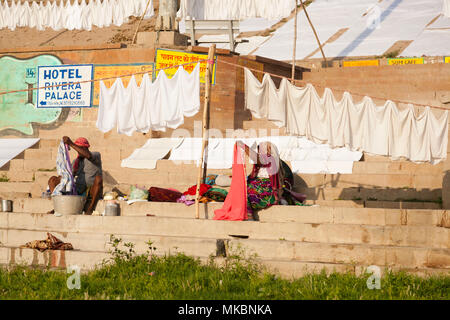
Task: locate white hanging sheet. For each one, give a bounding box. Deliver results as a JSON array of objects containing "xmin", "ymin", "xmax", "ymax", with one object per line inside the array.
[
  {"xmin": 97, "ymin": 63, "xmax": 200, "ymax": 135},
  {"xmin": 245, "ymin": 68, "xmax": 448, "ymax": 165},
  {"xmin": 178, "ymin": 0, "xmax": 295, "ymax": 20},
  {"xmin": 0, "ymin": 0, "xmax": 154, "ymax": 31}
]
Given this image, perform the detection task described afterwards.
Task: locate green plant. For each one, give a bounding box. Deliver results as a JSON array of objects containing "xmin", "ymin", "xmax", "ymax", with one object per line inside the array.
[
  {"xmin": 108, "ymin": 234, "xmax": 136, "ymax": 263},
  {"xmin": 0, "ymin": 251, "xmax": 449, "ymax": 300},
  {"xmin": 0, "ymin": 174, "xmax": 9, "ymax": 182},
  {"xmin": 384, "ymin": 50, "xmax": 400, "ymax": 58}
]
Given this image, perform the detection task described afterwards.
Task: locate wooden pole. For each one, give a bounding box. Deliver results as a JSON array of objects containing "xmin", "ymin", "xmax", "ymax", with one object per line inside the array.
[
  {"xmin": 292, "ymin": 0, "xmax": 298, "ymax": 80},
  {"xmin": 195, "ymin": 44, "xmax": 216, "ymax": 219},
  {"xmin": 131, "ymin": 0, "xmax": 153, "ymax": 44},
  {"xmin": 299, "ymin": 0, "xmax": 327, "ymax": 67}
]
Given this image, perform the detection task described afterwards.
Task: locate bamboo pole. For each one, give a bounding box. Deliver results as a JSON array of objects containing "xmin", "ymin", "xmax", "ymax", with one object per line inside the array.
[
  {"xmin": 131, "ymin": 0, "xmax": 153, "ymax": 44},
  {"xmin": 292, "ymin": 0, "xmax": 298, "ymax": 80},
  {"xmin": 195, "ymin": 45, "xmax": 216, "ymax": 219},
  {"xmin": 299, "ymin": 0, "xmax": 327, "ymax": 67}
]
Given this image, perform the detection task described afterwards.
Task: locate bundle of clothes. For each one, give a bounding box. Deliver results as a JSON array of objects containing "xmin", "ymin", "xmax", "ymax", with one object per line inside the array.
[
  {"xmin": 22, "ymin": 233, "xmax": 73, "ymax": 252},
  {"xmin": 129, "ymin": 174, "xmax": 231, "ymax": 206}
]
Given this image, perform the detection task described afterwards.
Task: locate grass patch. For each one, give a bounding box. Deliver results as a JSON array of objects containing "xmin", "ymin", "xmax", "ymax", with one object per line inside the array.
[
  {"xmin": 0, "ymin": 174, "xmax": 9, "ymax": 182},
  {"xmin": 0, "ymin": 237, "xmax": 448, "ymax": 300}
]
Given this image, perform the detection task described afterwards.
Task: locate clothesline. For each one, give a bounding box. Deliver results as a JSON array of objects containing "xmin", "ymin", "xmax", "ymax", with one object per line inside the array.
[
  {"xmin": 0, "ymin": 58, "xmax": 211, "ymax": 96},
  {"xmin": 216, "ymin": 58, "xmax": 450, "ymax": 112},
  {"xmin": 1, "ymin": 54, "xmax": 447, "ymax": 112}
]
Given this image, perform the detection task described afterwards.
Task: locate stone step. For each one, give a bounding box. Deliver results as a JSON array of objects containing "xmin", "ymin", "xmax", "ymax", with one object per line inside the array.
[
  {"xmin": 0, "ymin": 176, "xmax": 443, "ymax": 203},
  {"xmin": 11, "ymin": 198, "xmax": 449, "ymax": 227},
  {"xmin": 0, "ymin": 182, "xmax": 42, "ymax": 198},
  {"xmin": 302, "ymin": 186, "xmax": 442, "ymax": 202},
  {"xmin": 2, "ymin": 213, "xmax": 448, "ymax": 248},
  {"xmin": 2, "ymin": 245, "xmax": 446, "ymax": 277},
  {"xmin": 2, "ymin": 229, "xmax": 448, "ymax": 270},
  {"xmin": 0, "ymin": 191, "xmax": 31, "ymax": 200},
  {"xmin": 2, "ymin": 157, "xmax": 443, "ymax": 190}
]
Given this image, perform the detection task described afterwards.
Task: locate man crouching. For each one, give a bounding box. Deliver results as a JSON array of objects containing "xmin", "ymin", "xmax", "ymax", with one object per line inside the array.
[{"xmin": 48, "ymin": 136, "xmax": 103, "ymax": 215}]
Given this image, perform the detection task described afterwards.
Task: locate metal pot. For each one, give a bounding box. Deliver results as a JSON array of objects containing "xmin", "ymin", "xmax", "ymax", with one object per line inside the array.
[
  {"xmin": 52, "ymin": 195, "xmax": 85, "ymax": 215},
  {"xmin": 104, "ymin": 201, "xmax": 120, "ymax": 216},
  {"xmin": 1, "ymin": 200, "xmax": 12, "ymax": 212}
]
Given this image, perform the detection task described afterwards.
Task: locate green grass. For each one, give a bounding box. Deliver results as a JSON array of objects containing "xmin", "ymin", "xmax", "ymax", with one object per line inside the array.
[
  {"xmin": 0, "ymin": 237, "xmax": 448, "ymax": 300},
  {"xmin": 0, "ymin": 174, "xmax": 9, "ymax": 182}
]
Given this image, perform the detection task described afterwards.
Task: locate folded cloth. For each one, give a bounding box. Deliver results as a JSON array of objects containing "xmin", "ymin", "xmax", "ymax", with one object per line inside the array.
[
  {"xmin": 203, "ymin": 188, "xmax": 228, "ymax": 202},
  {"xmin": 183, "ymin": 184, "xmax": 212, "ymax": 196},
  {"xmin": 215, "ymin": 175, "xmax": 232, "ymax": 187},
  {"xmin": 22, "ymin": 233, "xmax": 73, "ymax": 252},
  {"xmin": 204, "ymin": 174, "xmax": 218, "ymax": 185},
  {"xmin": 149, "ymin": 187, "xmax": 183, "ymax": 202},
  {"xmin": 177, "ymin": 194, "xmax": 195, "ymax": 206}
]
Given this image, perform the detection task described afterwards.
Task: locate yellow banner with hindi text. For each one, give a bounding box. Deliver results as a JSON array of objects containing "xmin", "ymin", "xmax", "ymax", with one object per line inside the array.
[{"xmin": 155, "ymin": 48, "xmax": 216, "ymax": 84}]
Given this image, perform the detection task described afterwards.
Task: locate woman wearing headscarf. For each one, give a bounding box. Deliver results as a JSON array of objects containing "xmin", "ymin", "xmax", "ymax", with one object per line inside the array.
[{"xmin": 214, "ymin": 140, "xmax": 304, "ymax": 221}]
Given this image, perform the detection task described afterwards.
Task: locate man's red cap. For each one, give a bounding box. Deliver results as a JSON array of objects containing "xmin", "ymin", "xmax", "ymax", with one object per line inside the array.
[{"xmin": 74, "ymin": 137, "xmax": 90, "ymax": 148}]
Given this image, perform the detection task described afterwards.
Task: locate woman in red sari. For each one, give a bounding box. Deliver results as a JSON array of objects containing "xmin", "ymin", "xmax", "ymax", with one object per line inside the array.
[{"xmin": 214, "ymin": 140, "xmax": 303, "ymax": 221}]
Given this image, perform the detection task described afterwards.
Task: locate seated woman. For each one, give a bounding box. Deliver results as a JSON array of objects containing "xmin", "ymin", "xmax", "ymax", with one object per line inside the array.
[
  {"xmin": 214, "ymin": 140, "xmax": 305, "ymax": 221},
  {"xmin": 244, "ymin": 141, "xmax": 284, "ymax": 218}
]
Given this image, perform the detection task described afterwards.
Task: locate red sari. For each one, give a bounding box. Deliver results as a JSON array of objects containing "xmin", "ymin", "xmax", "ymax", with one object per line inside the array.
[{"xmin": 213, "ymin": 143, "xmax": 248, "ymax": 221}]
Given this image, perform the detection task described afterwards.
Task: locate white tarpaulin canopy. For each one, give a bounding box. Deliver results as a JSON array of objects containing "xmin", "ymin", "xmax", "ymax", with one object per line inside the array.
[{"xmin": 444, "ymin": 0, "xmax": 450, "ymax": 17}]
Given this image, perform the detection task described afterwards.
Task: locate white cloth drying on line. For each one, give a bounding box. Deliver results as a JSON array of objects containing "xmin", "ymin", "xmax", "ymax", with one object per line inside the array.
[
  {"xmin": 0, "ymin": 0, "xmax": 154, "ymax": 31},
  {"xmin": 122, "ymin": 136, "xmax": 362, "ymax": 174},
  {"xmin": 245, "ymin": 68, "xmax": 448, "ymax": 165},
  {"xmin": 178, "ymin": 0, "xmax": 295, "ymax": 21},
  {"xmin": 444, "ymin": 0, "xmax": 450, "ymax": 17},
  {"xmin": 97, "ymin": 63, "xmax": 200, "ymax": 136}
]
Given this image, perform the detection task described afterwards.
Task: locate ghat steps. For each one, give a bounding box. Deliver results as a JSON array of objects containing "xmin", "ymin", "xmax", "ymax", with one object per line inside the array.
[
  {"xmin": 0, "ymin": 121, "xmax": 448, "ymax": 276},
  {"xmin": 1, "ymin": 205, "xmax": 449, "ymax": 277}
]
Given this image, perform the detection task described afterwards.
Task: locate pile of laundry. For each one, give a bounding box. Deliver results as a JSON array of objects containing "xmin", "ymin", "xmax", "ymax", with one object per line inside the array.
[
  {"xmin": 178, "ymin": 0, "xmax": 295, "ymax": 20},
  {"xmin": 0, "ymin": 0, "xmax": 154, "ymax": 31},
  {"xmin": 22, "ymin": 233, "xmax": 73, "ymax": 252},
  {"xmin": 125, "ymin": 174, "xmax": 232, "ymax": 207},
  {"xmin": 245, "ymin": 68, "xmax": 449, "ymax": 165},
  {"xmin": 97, "ymin": 64, "xmax": 200, "ymax": 136}
]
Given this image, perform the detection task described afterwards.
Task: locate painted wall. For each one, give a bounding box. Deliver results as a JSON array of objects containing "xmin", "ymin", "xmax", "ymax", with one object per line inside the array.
[{"xmin": 0, "ymin": 54, "xmax": 64, "ymax": 135}]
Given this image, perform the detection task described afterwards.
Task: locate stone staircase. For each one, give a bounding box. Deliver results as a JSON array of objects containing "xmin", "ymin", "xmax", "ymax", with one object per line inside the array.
[
  {"xmin": 0, "ymin": 119, "xmax": 448, "ymax": 277},
  {"xmin": 1, "ymin": 201, "xmax": 449, "ymax": 277}
]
